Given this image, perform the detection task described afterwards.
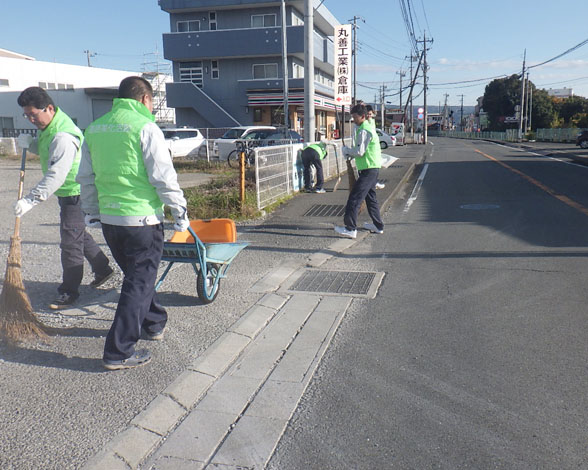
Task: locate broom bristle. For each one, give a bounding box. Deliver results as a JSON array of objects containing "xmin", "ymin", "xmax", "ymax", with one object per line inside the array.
[{"xmin": 0, "ymin": 236, "xmax": 47, "ymax": 342}]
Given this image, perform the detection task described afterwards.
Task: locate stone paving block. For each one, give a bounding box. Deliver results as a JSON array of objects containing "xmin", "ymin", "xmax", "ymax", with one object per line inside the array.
[
  {"xmin": 163, "ymin": 370, "xmax": 215, "ymax": 409},
  {"xmin": 270, "ymin": 296, "xmax": 350, "ymax": 383},
  {"xmin": 82, "ymin": 450, "xmax": 129, "ymax": 470},
  {"xmin": 229, "ymin": 304, "xmax": 277, "ymax": 339},
  {"xmin": 244, "ymin": 380, "xmax": 305, "ymax": 420},
  {"xmin": 211, "ymin": 415, "xmax": 287, "ymax": 470},
  {"xmin": 197, "ymin": 375, "xmax": 260, "ymax": 415},
  {"xmin": 249, "ymin": 262, "xmax": 299, "ymax": 293},
  {"xmin": 146, "ymin": 455, "xmax": 205, "ymax": 470},
  {"xmin": 256, "ymin": 292, "xmax": 289, "ymax": 311},
  {"xmin": 146, "ymin": 410, "xmax": 235, "ymax": 464},
  {"xmin": 131, "ymin": 394, "xmax": 186, "ymax": 436},
  {"xmin": 109, "ymin": 426, "xmax": 161, "ymax": 469},
  {"xmin": 188, "ymin": 331, "xmax": 251, "ymax": 377}
]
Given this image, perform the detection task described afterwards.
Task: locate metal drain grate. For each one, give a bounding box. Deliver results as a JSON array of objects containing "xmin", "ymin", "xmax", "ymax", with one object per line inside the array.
[
  {"xmin": 289, "ymin": 270, "xmax": 377, "ymax": 295},
  {"xmin": 304, "ymin": 204, "xmax": 346, "ymax": 217}
]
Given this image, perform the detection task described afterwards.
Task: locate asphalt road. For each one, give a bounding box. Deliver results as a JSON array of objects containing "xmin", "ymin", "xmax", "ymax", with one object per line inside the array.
[{"xmin": 267, "ymin": 137, "xmax": 588, "ymax": 469}]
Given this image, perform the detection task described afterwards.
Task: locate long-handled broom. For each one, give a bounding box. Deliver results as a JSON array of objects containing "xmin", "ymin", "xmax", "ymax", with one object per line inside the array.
[{"xmin": 0, "ymin": 148, "xmax": 47, "ymax": 342}]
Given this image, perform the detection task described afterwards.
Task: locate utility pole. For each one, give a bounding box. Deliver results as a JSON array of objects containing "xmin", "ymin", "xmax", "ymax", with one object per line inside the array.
[
  {"xmin": 281, "ymin": 0, "xmax": 289, "ymax": 131},
  {"xmin": 304, "ymin": 0, "xmax": 315, "ymax": 141},
  {"xmin": 83, "ymin": 50, "xmax": 96, "ymax": 67},
  {"xmin": 442, "ymin": 93, "xmax": 449, "ymax": 129},
  {"xmin": 396, "ymin": 70, "xmax": 406, "ymax": 110},
  {"xmin": 518, "ymin": 49, "xmax": 526, "ymax": 142},
  {"xmin": 527, "ymin": 72, "xmax": 533, "ymax": 132},
  {"xmin": 381, "ymin": 84, "xmax": 386, "ymax": 130},
  {"xmin": 349, "ymin": 15, "xmax": 364, "ymax": 105},
  {"xmin": 417, "ymin": 33, "xmax": 433, "ymax": 144},
  {"xmin": 458, "ymin": 94, "xmax": 464, "ymax": 131}
]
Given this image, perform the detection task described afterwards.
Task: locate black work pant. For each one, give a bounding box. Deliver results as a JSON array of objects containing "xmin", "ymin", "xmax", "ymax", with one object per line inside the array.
[
  {"xmin": 101, "ymin": 223, "xmax": 167, "ymax": 361},
  {"xmin": 301, "ymin": 147, "xmax": 324, "ymax": 190},
  {"xmin": 343, "ymin": 168, "xmax": 384, "ymax": 231},
  {"xmin": 58, "ymin": 195, "xmax": 110, "ymax": 296}
]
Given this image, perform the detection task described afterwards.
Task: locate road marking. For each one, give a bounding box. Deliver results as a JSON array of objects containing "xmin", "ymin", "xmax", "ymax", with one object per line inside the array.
[
  {"xmin": 475, "ymin": 148, "xmax": 588, "ymax": 218},
  {"xmin": 489, "ymin": 141, "xmax": 588, "ymax": 168},
  {"xmin": 404, "ymin": 163, "xmax": 429, "ymax": 213}
]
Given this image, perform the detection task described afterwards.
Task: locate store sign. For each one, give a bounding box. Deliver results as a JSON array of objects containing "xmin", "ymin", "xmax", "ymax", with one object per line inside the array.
[{"xmin": 334, "ymin": 24, "xmax": 352, "ymax": 106}]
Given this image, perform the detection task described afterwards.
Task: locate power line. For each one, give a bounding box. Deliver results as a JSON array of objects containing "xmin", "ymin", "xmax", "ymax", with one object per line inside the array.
[{"xmin": 528, "ymin": 37, "xmax": 588, "ymax": 69}]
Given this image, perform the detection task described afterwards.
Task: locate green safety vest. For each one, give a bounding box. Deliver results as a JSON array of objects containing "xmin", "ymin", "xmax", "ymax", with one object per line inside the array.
[
  {"xmin": 305, "ymin": 143, "xmax": 327, "ymax": 160},
  {"xmin": 84, "ymin": 98, "xmax": 164, "ymax": 217},
  {"xmin": 355, "ymin": 120, "xmax": 381, "ymax": 171},
  {"xmin": 38, "ymin": 107, "xmax": 83, "ymax": 197}
]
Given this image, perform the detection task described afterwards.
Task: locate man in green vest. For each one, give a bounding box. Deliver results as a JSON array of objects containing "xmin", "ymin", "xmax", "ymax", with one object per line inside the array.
[
  {"xmin": 334, "ymin": 103, "xmax": 385, "ymax": 239},
  {"xmin": 15, "ymin": 87, "xmax": 113, "ymax": 310},
  {"xmin": 78, "ymin": 76, "xmax": 189, "ymax": 370},
  {"xmin": 301, "ymin": 141, "xmax": 327, "ymax": 193}
]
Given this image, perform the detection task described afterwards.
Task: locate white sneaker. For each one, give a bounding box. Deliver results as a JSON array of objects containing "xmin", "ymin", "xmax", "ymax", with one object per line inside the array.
[
  {"xmin": 375, "ymin": 182, "xmax": 385, "ymax": 190},
  {"xmin": 363, "ymin": 222, "xmax": 384, "ymax": 234},
  {"xmin": 334, "ymin": 226, "xmax": 357, "ymax": 239}
]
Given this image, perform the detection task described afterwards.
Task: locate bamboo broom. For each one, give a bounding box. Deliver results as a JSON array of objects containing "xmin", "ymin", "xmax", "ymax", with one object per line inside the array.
[{"xmin": 0, "ymin": 148, "xmax": 47, "ymax": 342}]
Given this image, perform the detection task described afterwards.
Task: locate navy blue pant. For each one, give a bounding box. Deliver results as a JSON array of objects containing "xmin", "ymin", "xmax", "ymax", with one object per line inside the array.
[
  {"xmin": 343, "ymin": 168, "xmax": 384, "ymax": 231},
  {"xmin": 302, "ymin": 147, "xmax": 324, "ymax": 190},
  {"xmin": 58, "ymin": 196, "xmax": 110, "ymax": 297},
  {"xmin": 101, "ymin": 223, "xmax": 167, "ymax": 361}
]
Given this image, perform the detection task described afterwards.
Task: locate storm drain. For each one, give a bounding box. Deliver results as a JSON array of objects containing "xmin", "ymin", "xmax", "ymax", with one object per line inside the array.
[
  {"xmin": 283, "ymin": 269, "xmax": 384, "ymax": 298},
  {"xmin": 304, "ymin": 204, "xmax": 346, "ymax": 217}
]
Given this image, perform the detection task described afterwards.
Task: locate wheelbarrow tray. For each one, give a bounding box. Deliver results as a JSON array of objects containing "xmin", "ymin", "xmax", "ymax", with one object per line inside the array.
[{"xmin": 156, "ymin": 219, "xmax": 248, "ymax": 303}]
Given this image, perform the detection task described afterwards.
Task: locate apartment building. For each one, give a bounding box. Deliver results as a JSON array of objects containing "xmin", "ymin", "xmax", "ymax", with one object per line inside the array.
[{"xmin": 158, "ymin": 0, "xmax": 338, "ymax": 138}]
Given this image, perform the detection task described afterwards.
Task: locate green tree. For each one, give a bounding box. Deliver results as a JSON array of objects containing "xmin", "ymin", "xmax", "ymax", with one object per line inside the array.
[
  {"xmin": 482, "ymin": 74, "xmax": 522, "ymax": 131},
  {"xmin": 529, "ymin": 88, "xmax": 557, "ymax": 130},
  {"xmin": 553, "ymin": 96, "xmax": 588, "ymax": 126}
]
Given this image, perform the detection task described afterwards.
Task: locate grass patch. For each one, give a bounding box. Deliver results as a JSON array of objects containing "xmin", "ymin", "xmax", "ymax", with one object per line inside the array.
[
  {"xmin": 183, "ymin": 172, "xmax": 262, "ymax": 221},
  {"xmin": 173, "ymin": 159, "xmax": 233, "ymax": 176}
]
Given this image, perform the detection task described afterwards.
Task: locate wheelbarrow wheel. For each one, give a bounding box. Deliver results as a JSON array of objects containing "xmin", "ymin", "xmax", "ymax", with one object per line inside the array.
[{"xmin": 197, "ymin": 263, "xmax": 220, "ymax": 304}]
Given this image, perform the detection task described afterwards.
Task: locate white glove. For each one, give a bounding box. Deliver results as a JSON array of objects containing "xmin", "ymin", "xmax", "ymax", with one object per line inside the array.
[
  {"xmin": 17, "ymin": 134, "xmax": 33, "ymax": 149},
  {"xmin": 342, "ymin": 147, "xmax": 353, "ymax": 160},
  {"xmin": 173, "ymin": 216, "xmax": 190, "ymax": 232},
  {"xmin": 84, "ymin": 214, "xmax": 102, "ymax": 228},
  {"xmin": 14, "ymin": 198, "xmax": 34, "ymax": 217}
]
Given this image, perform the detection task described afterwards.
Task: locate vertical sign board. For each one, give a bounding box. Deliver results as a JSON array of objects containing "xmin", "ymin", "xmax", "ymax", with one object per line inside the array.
[{"xmin": 334, "ymin": 24, "xmax": 352, "ymax": 107}]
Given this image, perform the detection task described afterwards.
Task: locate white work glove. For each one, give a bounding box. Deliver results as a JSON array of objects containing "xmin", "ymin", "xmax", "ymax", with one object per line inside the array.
[
  {"xmin": 342, "ymin": 147, "xmax": 354, "ymax": 160},
  {"xmin": 174, "ymin": 215, "xmax": 190, "ymax": 232},
  {"xmin": 84, "ymin": 214, "xmax": 102, "ymax": 228},
  {"xmin": 17, "ymin": 134, "xmax": 33, "ymax": 149},
  {"xmin": 14, "ymin": 198, "xmax": 34, "ymax": 217}
]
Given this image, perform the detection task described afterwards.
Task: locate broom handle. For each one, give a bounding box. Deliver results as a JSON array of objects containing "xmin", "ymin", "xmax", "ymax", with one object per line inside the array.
[{"xmin": 13, "ymin": 148, "xmax": 27, "ymax": 238}]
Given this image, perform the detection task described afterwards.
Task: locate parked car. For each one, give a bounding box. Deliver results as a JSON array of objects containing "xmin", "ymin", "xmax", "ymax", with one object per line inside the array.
[
  {"xmin": 162, "ymin": 127, "xmax": 206, "ymax": 158},
  {"xmin": 261, "ymin": 130, "xmax": 304, "ymax": 145},
  {"xmin": 376, "ymin": 129, "xmax": 396, "ymax": 149},
  {"xmin": 576, "ymin": 130, "xmax": 588, "ymax": 149},
  {"xmin": 214, "ymin": 126, "xmax": 276, "ymax": 159}
]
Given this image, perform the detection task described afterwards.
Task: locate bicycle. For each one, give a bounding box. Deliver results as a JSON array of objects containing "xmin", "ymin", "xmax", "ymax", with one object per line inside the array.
[{"xmin": 227, "ymin": 140, "xmax": 258, "ymax": 168}]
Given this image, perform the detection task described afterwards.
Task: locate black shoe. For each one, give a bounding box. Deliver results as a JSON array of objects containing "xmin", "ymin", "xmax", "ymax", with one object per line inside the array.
[
  {"xmin": 103, "ymin": 349, "xmax": 152, "ymax": 370},
  {"xmin": 49, "ymin": 292, "xmax": 79, "ymax": 310},
  {"xmin": 141, "ymin": 327, "xmax": 165, "ymax": 341},
  {"xmin": 90, "ymin": 267, "xmax": 115, "ymax": 287}
]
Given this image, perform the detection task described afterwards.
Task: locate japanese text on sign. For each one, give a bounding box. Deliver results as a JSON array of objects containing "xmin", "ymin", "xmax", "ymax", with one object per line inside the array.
[{"xmin": 334, "ymin": 24, "xmax": 352, "ymax": 106}]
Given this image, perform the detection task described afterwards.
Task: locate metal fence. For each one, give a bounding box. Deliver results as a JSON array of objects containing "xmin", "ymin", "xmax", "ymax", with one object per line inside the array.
[
  {"xmin": 253, "ymin": 140, "xmax": 349, "ymax": 210},
  {"xmin": 535, "ymin": 128, "xmax": 584, "ymax": 143}
]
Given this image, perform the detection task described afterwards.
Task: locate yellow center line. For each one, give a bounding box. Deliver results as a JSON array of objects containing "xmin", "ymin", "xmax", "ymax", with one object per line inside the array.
[{"xmin": 474, "ymin": 148, "xmax": 588, "ymax": 218}]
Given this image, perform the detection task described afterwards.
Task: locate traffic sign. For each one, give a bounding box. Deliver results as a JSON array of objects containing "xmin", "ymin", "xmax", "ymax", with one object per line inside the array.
[
  {"xmin": 418, "ymin": 107, "xmax": 424, "ymax": 114},
  {"xmin": 417, "ymin": 113, "xmax": 424, "ymax": 120}
]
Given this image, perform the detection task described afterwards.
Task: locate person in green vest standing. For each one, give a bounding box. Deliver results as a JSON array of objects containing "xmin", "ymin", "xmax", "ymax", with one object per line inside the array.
[
  {"xmin": 334, "ymin": 103, "xmax": 385, "ymax": 239},
  {"xmin": 78, "ymin": 76, "xmax": 189, "ymax": 370},
  {"xmin": 301, "ymin": 141, "xmax": 327, "ymax": 193},
  {"xmin": 15, "ymin": 87, "xmax": 113, "ymax": 310}
]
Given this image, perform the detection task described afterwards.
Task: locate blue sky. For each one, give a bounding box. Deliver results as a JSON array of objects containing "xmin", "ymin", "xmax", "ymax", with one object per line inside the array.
[{"xmin": 3, "ymin": 1, "xmax": 588, "ymax": 109}]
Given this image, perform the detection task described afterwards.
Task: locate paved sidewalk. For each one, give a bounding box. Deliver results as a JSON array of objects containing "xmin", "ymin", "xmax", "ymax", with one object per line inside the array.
[{"xmin": 0, "ymin": 143, "xmax": 428, "ymax": 470}]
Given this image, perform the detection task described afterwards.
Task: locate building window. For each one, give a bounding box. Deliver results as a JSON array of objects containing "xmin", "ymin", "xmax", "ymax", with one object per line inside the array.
[
  {"xmin": 0, "ymin": 117, "xmax": 14, "ymax": 136},
  {"xmin": 253, "ymin": 108, "xmax": 263, "ymax": 122},
  {"xmin": 0, "ymin": 79, "xmax": 8, "ymax": 87},
  {"xmin": 177, "ymin": 20, "xmax": 200, "ymax": 32},
  {"xmin": 293, "ymin": 61, "xmax": 304, "ymax": 79},
  {"xmin": 292, "ymin": 10, "xmax": 303, "ymax": 26},
  {"xmin": 211, "ymin": 60, "xmax": 219, "ymax": 79},
  {"xmin": 253, "ymin": 63, "xmax": 278, "ymax": 79},
  {"xmin": 47, "ymin": 82, "xmax": 56, "ymax": 90},
  {"xmin": 179, "ymin": 61, "xmax": 203, "ymax": 87},
  {"xmin": 251, "ymin": 14, "xmax": 276, "ymax": 28},
  {"xmin": 38, "ymin": 81, "xmax": 47, "ymax": 88},
  {"xmin": 67, "ymin": 84, "xmax": 74, "ymax": 91},
  {"xmin": 209, "ymin": 11, "xmax": 217, "ymax": 30}
]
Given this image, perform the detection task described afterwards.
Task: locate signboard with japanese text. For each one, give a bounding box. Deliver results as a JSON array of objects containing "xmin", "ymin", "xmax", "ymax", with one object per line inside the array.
[{"xmin": 334, "ymin": 24, "xmax": 352, "ymax": 106}]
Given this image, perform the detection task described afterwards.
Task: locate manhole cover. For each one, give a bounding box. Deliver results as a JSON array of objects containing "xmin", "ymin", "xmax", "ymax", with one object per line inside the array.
[
  {"xmin": 284, "ymin": 269, "xmax": 384, "ymax": 298},
  {"xmin": 460, "ymin": 203, "xmax": 500, "ymax": 210},
  {"xmin": 304, "ymin": 204, "xmax": 346, "ymax": 217}
]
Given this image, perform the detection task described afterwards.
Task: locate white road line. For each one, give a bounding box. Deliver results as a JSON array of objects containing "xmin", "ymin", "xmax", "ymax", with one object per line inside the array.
[
  {"xmin": 403, "ymin": 163, "xmax": 429, "ymax": 213},
  {"xmin": 489, "ymin": 141, "xmax": 588, "ymax": 169}
]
